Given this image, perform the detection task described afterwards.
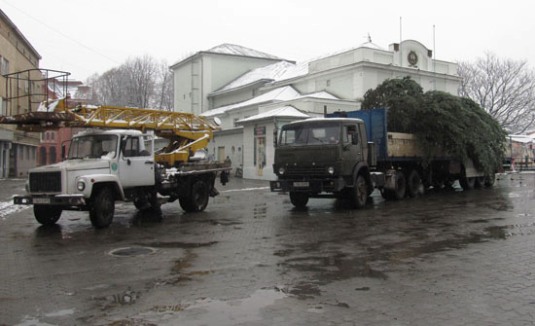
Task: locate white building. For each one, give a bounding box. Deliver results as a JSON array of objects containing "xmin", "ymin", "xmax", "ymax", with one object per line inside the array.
[
  {"xmin": 170, "ymin": 43, "xmax": 289, "ymax": 116},
  {"xmin": 170, "ymin": 40, "xmax": 461, "ymax": 180}
]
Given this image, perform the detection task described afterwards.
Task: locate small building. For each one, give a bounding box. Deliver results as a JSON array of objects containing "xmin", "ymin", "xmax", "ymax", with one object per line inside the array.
[
  {"xmin": 505, "ymin": 135, "xmax": 534, "ymax": 171},
  {"xmin": 170, "ymin": 44, "xmax": 290, "ymax": 116}
]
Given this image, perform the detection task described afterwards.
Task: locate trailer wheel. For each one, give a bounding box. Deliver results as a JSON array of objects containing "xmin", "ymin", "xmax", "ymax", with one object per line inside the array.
[
  {"xmin": 353, "ymin": 174, "xmax": 368, "ymax": 208},
  {"xmin": 460, "ymin": 176, "xmax": 476, "ymax": 190},
  {"xmin": 34, "ymin": 205, "xmax": 62, "ymax": 225},
  {"xmin": 89, "ymin": 187, "xmax": 115, "ymax": 229},
  {"xmin": 407, "ymin": 170, "xmax": 424, "ymax": 197},
  {"xmin": 484, "ymin": 174, "xmax": 496, "ymax": 187},
  {"xmin": 289, "ymin": 192, "xmax": 309, "ymax": 208},
  {"xmin": 180, "ymin": 180, "xmax": 209, "ymax": 212},
  {"xmin": 474, "ymin": 176, "xmax": 486, "ymax": 188},
  {"xmin": 383, "ymin": 171, "xmax": 406, "ymax": 200}
]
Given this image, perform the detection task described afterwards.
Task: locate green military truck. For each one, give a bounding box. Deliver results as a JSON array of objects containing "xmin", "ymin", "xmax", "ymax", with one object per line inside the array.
[{"xmin": 270, "ymin": 108, "xmax": 495, "ymax": 208}]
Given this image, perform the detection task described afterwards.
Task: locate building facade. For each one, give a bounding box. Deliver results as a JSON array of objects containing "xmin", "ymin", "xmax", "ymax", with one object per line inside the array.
[
  {"xmin": 170, "ymin": 44, "xmax": 288, "ymax": 116},
  {"xmin": 0, "ymin": 9, "xmax": 42, "ymax": 178},
  {"xmin": 172, "ymin": 40, "xmax": 461, "ymax": 180}
]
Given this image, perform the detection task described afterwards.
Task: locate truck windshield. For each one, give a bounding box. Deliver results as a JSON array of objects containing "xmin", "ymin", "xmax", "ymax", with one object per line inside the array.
[
  {"xmin": 68, "ymin": 134, "xmax": 118, "ymax": 159},
  {"xmin": 279, "ymin": 123, "xmax": 341, "ymax": 145}
]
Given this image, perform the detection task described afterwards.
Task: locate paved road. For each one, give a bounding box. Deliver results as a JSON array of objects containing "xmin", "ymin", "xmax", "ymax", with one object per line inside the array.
[{"xmin": 0, "ymin": 173, "xmax": 534, "ymax": 325}]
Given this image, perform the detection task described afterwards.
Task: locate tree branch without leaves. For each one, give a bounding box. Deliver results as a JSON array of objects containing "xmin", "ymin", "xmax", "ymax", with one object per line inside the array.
[{"xmin": 458, "ymin": 53, "xmax": 535, "ymax": 133}]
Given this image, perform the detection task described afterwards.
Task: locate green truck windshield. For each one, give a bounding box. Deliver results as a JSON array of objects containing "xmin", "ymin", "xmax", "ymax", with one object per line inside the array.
[{"xmin": 279, "ymin": 123, "xmax": 341, "ymax": 145}]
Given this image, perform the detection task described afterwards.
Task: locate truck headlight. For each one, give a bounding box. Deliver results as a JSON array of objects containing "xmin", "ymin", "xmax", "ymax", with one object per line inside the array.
[
  {"xmin": 278, "ymin": 167, "xmax": 285, "ymax": 175},
  {"xmin": 77, "ymin": 180, "xmax": 86, "ymax": 191},
  {"xmin": 327, "ymin": 166, "xmax": 335, "ymax": 175}
]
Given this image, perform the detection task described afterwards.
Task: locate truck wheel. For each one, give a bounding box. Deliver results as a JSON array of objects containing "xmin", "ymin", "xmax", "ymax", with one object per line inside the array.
[
  {"xmin": 180, "ymin": 180, "xmax": 209, "ymax": 212},
  {"xmin": 89, "ymin": 187, "xmax": 115, "ymax": 229},
  {"xmin": 460, "ymin": 176, "xmax": 475, "ymax": 190},
  {"xmin": 474, "ymin": 176, "xmax": 486, "ymax": 188},
  {"xmin": 289, "ymin": 192, "xmax": 309, "ymax": 208},
  {"xmin": 34, "ymin": 205, "xmax": 62, "ymax": 225},
  {"xmin": 353, "ymin": 174, "xmax": 368, "ymax": 208},
  {"xmin": 134, "ymin": 189, "xmax": 160, "ymax": 210},
  {"xmin": 382, "ymin": 171, "xmax": 407, "ymax": 200},
  {"xmin": 484, "ymin": 174, "xmax": 496, "ymax": 187},
  {"xmin": 407, "ymin": 170, "xmax": 423, "ymax": 197}
]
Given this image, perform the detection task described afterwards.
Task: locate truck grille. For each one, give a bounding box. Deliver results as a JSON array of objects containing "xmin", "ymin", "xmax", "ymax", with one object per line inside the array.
[
  {"xmin": 29, "ymin": 171, "xmax": 62, "ymax": 192},
  {"xmin": 286, "ymin": 166, "xmax": 327, "ymax": 176}
]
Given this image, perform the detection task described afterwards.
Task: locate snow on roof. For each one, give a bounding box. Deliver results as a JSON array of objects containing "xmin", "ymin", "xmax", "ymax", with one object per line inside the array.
[
  {"xmin": 206, "ymin": 43, "xmax": 282, "ymax": 60},
  {"xmin": 202, "ymin": 87, "xmax": 339, "ymax": 118},
  {"xmin": 202, "ymin": 86, "xmax": 301, "ymax": 117},
  {"xmin": 216, "ymin": 61, "xmax": 296, "ymax": 93},
  {"xmin": 357, "ymin": 41, "xmax": 385, "ymax": 50},
  {"xmin": 509, "ymin": 134, "xmax": 534, "ymax": 143},
  {"xmin": 222, "ymin": 41, "xmax": 385, "ymax": 90},
  {"xmin": 237, "ymin": 106, "xmax": 310, "ymax": 124}
]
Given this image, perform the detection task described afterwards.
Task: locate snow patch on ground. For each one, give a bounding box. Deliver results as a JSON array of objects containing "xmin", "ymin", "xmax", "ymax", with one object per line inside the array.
[{"xmin": 0, "ymin": 201, "xmax": 29, "ymax": 219}]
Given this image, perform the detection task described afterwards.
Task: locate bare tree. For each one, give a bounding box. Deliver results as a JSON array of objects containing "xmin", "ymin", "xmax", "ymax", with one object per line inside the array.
[
  {"xmin": 87, "ymin": 55, "xmax": 173, "ymax": 109},
  {"xmin": 90, "ymin": 67, "xmax": 129, "ymax": 106},
  {"xmin": 458, "ymin": 53, "xmax": 535, "ymax": 133},
  {"xmin": 154, "ymin": 60, "xmax": 174, "ymax": 110}
]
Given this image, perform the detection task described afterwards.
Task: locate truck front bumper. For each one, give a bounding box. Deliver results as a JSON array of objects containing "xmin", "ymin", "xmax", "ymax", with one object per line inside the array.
[
  {"xmin": 14, "ymin": 195, "xmax": 86, "ymax": 206},
  {"xmin": 270, "ymin": 177, "xmax": 347, "ymax": 193}
]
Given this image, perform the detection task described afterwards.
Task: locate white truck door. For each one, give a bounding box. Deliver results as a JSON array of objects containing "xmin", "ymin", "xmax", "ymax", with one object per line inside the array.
[{"xmin": 118, "ymin": 135, "xmax": 155, "ymax": 187}]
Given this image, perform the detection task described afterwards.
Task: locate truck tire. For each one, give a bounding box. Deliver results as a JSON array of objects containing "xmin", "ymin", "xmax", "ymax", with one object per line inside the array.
[
  {"xmin": 353, "ymin": 174, "xmax": 368, "ymax": 208},
  {"xmin": 34, "ymin": 205, "xmax": 62, "ymax": 225},
  {"xmin": 133, "ymin": 189, "xmax": 160, "ymax": 211},
  {"xmin": 484, "ymin": 174, "xmax": 496, "ymax": 187},
  {"xmin": 180, "ymin": 180, "xmax": 209, "ymax": 212},
  {"xmin": 382, "ymin": 171, "xmax": 406, "ymax": 200},
  {"xmin": 474, "ymin": 176, "xmax": 486, "ymax": 188},
  {"xmin": 89, "ymin": 187, "xmax": 115, "ymax": 229},
  {"xmin": 289, "ymin": 192, "xmax": 309, "ymax": 208},
  {"xmin": 460, "ymin": 176, "xmax": 475, "ymax": 190},
  {"xmin": 407, "ymin": 170, "xmax": 423, "ymax": 197}
]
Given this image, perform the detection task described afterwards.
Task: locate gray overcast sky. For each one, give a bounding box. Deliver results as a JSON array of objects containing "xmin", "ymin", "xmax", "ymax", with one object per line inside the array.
[{"xmin": 1, "ymin": 0, "xmax": 534, "ymax": 81}]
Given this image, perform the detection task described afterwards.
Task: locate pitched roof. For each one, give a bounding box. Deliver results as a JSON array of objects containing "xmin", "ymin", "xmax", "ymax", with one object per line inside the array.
[
  {"xmin": 205, "ymin": 43, "xmax": 282, "ymax": 60},
  {"xmin": 202, "ymin": 86, "xmax": 339, "ymax": 118},
  {"xmin": 171, "ymin": 43, "xmax": 285, "ymax": 69},
  {"xmin": 202, "ymin": 86, "xmax": 301, "ymax": 117},
  {"xmin": 237, "ymin": 106, "xmax": 310, "ymax": 124},
  {"xmin": 214, "ymin": 61, "xmax": 295, "ymax": 94}
]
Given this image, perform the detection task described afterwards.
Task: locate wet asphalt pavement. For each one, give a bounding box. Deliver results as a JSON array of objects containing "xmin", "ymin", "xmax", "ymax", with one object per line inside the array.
[{"xmin": 0, "ymin": 173, "xmax": 534, "ymax": 325}]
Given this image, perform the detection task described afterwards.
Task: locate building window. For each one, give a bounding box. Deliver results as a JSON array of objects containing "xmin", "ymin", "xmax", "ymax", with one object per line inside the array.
[
  {"xmin": 0, "ymin": 97, "xmax": 5, "ymax": 116},
  {"xmin": 50, "ymin": 146, "xmax": 57, "ymax": 164},
  {"xmin": 0, "ymin": 56, "xmax": 9, "ymax": 75}
]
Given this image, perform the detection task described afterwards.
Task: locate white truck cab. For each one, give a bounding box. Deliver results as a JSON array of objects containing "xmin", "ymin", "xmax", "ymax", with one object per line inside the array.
[{"xmin": 15, "ymin": 129, "xmax": 157, "ymax": 228}]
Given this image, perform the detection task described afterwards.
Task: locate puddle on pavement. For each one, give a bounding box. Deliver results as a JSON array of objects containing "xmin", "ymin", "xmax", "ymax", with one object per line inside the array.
[
  {"xmin": 94, "ymin": 289, "xmax": 141, "ymax": 309},
  {"xmin": 44, "ymin": 308, "xmax": 75, "ymax": 317},
  {"xmin": 281, "ymin": 253, "xmax": 388, "ymax": 283},
  {"xmin": 146, "ymin": 288, "xmax": 286, "ymax": 325}
]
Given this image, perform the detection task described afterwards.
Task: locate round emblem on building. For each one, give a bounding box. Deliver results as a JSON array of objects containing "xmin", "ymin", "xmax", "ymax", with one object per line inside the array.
[{"xmin": 408, "ymin": 51, "xmax": 418, "ymax": 66}]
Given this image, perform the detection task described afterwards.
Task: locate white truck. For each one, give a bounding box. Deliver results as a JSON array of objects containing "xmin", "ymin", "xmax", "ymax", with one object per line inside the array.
[{"xmin": 3, "ymin": 103, "xmax": 230, "ymax": 229}]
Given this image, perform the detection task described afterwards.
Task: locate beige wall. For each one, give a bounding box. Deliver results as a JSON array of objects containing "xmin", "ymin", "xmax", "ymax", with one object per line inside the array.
[{"xmin": 0, "ymin": 10, "xmax": 41, "ymax": 177}]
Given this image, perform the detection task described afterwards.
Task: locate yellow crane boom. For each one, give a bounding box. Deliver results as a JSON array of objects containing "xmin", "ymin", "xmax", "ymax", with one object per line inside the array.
[{"xmin": 0, "ymin": 98, "xmax": 220, "ymax": 167}]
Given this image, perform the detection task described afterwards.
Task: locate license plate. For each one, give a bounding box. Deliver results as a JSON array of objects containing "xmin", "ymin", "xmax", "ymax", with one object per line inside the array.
[
  {"xmin": 33, "ymin": 197, "xmax": 51, "ymax": 204},
  {"xmin": 293, "ymin": 182, "xmax": 309, "ymax": 188}
]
